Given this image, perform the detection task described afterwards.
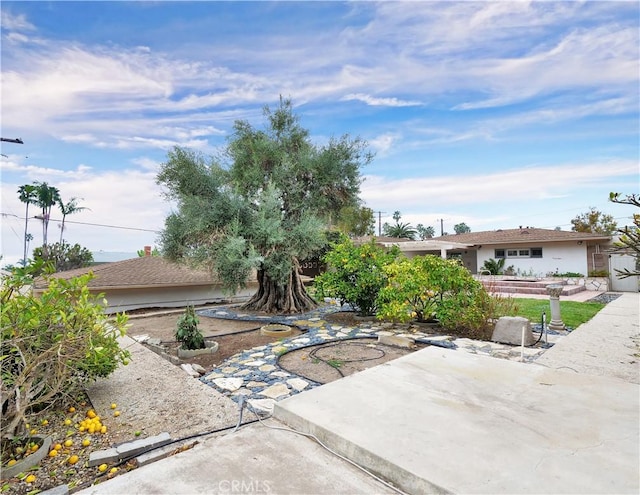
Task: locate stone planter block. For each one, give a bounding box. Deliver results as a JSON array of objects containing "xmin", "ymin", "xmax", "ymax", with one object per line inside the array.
[
  {"xmin": 2, "ymin": 435, "xmax": 52, "ymax": 479},
  {"xmin": 177, "ymin": 340, "xmax": 219, "ymax": 359},
  {"xmin": 491, "ymin": 317, "xmax": 534, "ymax": 346}
]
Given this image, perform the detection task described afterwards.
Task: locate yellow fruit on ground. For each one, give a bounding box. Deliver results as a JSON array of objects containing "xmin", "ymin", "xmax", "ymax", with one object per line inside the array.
[
  {"xmin": 30, "ymin": 444, "xmax": 39, "ymax": 452},
  {"xmin": 25, "ymin": 474, "xmax": 36, "ymax": 483},
  {"xmin": 7, "ymin": 459, "xmax": 17, "ymax": 466},
  {"xmin": 98, "ymin": 463, "xmax": 108, "ymax": 472},
  {"xmin": 113, "ymin": 411, "xmax": 120, "ymax": 417},
  {"xmin": 49, "ymin": 449, "xmax": 58, "ymax": 457},
  {"xmin": 82, "ymin": 439, "xmax": 91, "ymax": 447},
  {"xmin": 64, "ymin": 439, "xmax": 73, "ymax": 447},
  {"xmin": 100, "ymin": 426, "xmax": 107, "ymax": 434},
  {"xmin": 110, "ymin": 403, "xmax": 117, "ymax": 409},
  {"xmin": 30, "ymin": 429, "xmax": 38, "ymax": 435},
  {"xmin": 68, "ymin": 455, "xmax": 79, "ymax": 465},
  {"xmin": 41, "ymin": 419, "xmax": 48, "ymax": 426},
  {"xmin": 88, "ymin": 426, "xmax": 95, "ymax": 434},
  {"xmin": 54, "ymin": 443, "xmax": 62, "ymax": 451},
  {"xmin": 109, "ymin": 467, "xmax": 118, "ymax": 474},
  {"xmin": 86, "ymin": 410, "xmax": 96, "ymax": 419},
  {"xmin": 64, "ymin": 418, "xmax": 72, "ymax": 426},
  {"xmin": 79, "ymin": 426, "xmax": 86, "ymax": 432},
  {"xmin": 68, "ymin": 407, "xmax": 76, "ymax": 413}
]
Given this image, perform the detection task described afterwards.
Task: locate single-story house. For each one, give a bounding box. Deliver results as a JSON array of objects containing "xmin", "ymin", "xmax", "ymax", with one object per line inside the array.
[
  {"xmin": 435, "ymin": 227, "xmax": 612, "ymax": 277},
  {"xmin": 33, "ymin": 255, "xmax": 258, "ymax": 314}
]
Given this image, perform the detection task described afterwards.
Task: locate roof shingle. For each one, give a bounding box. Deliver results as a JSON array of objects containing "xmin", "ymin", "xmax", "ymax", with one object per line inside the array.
[
  {"xmin": 34, "ymin": 257, "xmax": 222, "ymax": 289},
  {"xmin": 437, "ymin": 228, "xmax": 611, "ymax": 245}
]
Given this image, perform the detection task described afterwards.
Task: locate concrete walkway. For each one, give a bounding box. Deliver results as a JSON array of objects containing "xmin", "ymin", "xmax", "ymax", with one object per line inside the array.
[
  {"xmin": 77, "ymin": 293, "xmax": 640, "ymax": 495},
  {"xmin": 536, "ymin": 292, "xmax": 640, "ymax": 383}
]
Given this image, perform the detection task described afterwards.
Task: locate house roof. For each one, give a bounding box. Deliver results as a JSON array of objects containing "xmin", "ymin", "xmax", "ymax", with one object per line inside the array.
[
  {"xmin": 437, "ymin": 228, "xmax": 611, "ymax": 246},
  {"xmin": 34, "ymin": 256, "xmax": 224, "ymax": 290}
]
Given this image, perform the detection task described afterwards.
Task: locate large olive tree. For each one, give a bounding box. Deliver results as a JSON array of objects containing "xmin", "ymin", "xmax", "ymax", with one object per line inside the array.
[{"xmin": 157, "ymin": 98, "xmax": 372, "ymax": 313}]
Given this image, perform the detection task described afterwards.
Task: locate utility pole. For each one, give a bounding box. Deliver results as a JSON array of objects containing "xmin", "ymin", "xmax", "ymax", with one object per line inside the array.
[
  {"xmin": 375, "ymin": 211, "xmax": 386, "ymax": 236},
  {"xmin": 440, "ymin": 218, "xmax": 444, "ymax": 236}
]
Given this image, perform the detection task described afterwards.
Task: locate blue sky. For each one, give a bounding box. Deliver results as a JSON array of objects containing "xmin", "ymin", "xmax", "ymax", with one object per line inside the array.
[{"xmin": 1, "ymin": 1, "xmax": 638, "ymax": 266}]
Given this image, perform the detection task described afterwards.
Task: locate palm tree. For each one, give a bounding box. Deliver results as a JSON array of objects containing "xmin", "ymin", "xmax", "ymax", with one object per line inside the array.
[
  {"xmin": 17, "ymin": 184, "xmax": 38, "ymax": 266},
  {"xmin": 383, "ymin": 211, "xmax": 417, "ymax": 240},
  {"xmin": 34, "ymin": 182, "xmax": 61, "ymax": 251},
  {"xmin": 58, "ymin": 197, "xmax": 88, "ymax": 244}
]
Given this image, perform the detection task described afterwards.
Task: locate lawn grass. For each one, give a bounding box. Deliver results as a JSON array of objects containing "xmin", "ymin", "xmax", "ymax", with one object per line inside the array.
[{"xmin": 504, "ymin": 298, "xmax": 605, "ymax": 329}]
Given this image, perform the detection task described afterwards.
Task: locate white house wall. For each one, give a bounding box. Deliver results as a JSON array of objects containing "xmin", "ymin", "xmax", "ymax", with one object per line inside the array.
[
  {"xmin": 476, "ymin": 242, "xmax": 588, "ymax": 277},
  {"xmin": 100, "ymin": 284, "xmax": 257, "ymax": 314}
]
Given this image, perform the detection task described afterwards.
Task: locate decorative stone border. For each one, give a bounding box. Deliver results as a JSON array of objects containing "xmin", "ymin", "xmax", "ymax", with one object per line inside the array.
[{"xmin": 177, "ymin": 340, "xmax": 219, "ymax": 359}]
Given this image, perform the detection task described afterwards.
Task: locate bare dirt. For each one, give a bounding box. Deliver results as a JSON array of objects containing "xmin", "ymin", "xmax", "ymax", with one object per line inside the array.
[{"xmin": 127, "ymin": 310, "xmax": 303, "ymax": 370}]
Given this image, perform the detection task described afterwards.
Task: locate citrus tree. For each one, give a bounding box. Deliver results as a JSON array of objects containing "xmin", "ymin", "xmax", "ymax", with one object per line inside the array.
[
  {"xmin": 314, "ymin": 238, "xmax": 400, "ymax": 316},
  {"xmin": 1, "ymin": 264, "xmax": 129, "ymax": 437},
  {"xmin": 378, "ymin": 255, "xmax": 492, "ymax": 336}
]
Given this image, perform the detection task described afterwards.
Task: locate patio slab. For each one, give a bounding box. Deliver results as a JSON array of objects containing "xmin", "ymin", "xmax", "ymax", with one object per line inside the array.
[{"xmin": 274, "ymin": 346, "xmax": 640, "ymax": 494}]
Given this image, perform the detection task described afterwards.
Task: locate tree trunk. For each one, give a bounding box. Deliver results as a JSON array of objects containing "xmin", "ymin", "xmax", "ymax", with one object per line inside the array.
[{"xmin": 241, "ymin": 259, "xmax": 317, "ymax": 314}]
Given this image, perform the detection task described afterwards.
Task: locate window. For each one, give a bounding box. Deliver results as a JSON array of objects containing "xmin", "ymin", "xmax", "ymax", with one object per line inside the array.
[
  {"xmin": 531, "ymin": 247, "xmax": 543, "ymax": 258},
  {"xmin": 496, "ymin": 247, "xmax": 543, "ymax": 258}
]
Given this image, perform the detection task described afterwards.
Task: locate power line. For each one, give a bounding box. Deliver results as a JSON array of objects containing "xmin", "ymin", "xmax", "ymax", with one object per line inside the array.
[{"xmin": 0, "ymin": 213, "xmax": 161, "ymax": 234}]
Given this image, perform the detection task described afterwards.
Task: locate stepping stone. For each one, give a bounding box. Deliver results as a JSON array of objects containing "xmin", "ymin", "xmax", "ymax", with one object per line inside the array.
[
  {"xmin": 287, "ymin": 378, "xmax": 309, "ymax": 391},
  {"xmin": 234, "ymin": 369, "xmax": 252, "ymax": 377},
  {"xmin": 248, "ymin": 399, "xmax": 276, "ymax": 416},
  {"xmin": 246, "ymin": 360, "xmax": 266, "ymax": 367},
  {"xmin": 222, "ymin": 367, "xmax": 238, "ymax": 374},
  {"xmin": 204, "ymin": 372, "xmax": 224, "ymax": 380},
  {"xmin": 271, "ymin": 371, "xmax": 290, "ymax": 378},
  {"xmin": 259, "ymin": 383, "xmax": 290, "ymax": 399},
  {"xmin": 246, "ymin": 381, "xmax": 268, "ymax": 388},
  {"xmin": 250, "ymin": 352, "xmax": 265, "ymax": 358},
  {"xmin": 259, "ymin": 364, "xmax": 276, "ymax": 372},
  {"xmin": 213, "ymin": 377, "xmax": 244, "ymax": 392}
]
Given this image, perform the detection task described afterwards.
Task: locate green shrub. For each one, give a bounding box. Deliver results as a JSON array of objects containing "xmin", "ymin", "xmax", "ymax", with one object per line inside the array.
[
  {"xmin": 588, "ymin": 270, "xmax": 609, "ymax": 277},
  {"xmin": 553, "ymin": 271, "xmax": 584, "ymax": 278},
  {"xmin": 481, "ymin": 258, "xmax": 505, "ymax": 275},
  {"xmin": 378, "ymin": 255, "xmax": 495, "ymax": 337},
  {"xmin": 175, "ymin": 305, "xmax": 205, "ymax": 350},
  {"xmin": 1, "ymin": 264, "xmax": 129, "ymax": 438},
  {"xmin": 314, "ymin": 238, "xmax": 400, "ymax": 316}
]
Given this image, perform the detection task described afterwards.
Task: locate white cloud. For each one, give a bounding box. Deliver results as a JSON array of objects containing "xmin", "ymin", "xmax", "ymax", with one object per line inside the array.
[
  {"xmin": 368, "ymin": 133, "xmax": 399, "ymax": 156},
  {"xmin": 341, "ymin": 93, "xmax": 421, "ymax": 107},
  {"xmin": 361, "ymin": 160, "xmax": 639, "ymax": 211},
  {"xmin": 1, "ymin": 11, "xmax": 35, "ymax": 31}
]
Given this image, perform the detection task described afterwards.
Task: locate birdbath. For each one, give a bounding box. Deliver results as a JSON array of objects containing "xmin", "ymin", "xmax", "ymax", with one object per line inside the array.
[{"xmin": 546, "ymin": 284, "xmax": 566, "ymax": 331}]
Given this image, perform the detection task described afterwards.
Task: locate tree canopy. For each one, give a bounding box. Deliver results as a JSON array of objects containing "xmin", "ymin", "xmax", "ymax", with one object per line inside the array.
[
  {"xmin": 416, "ymin": 224, "xmax": 435, "ymax": 240},
  {"xmin": 571, "ymin": 207, "xmax": 617, "ymax": 236},
  {"xmin": 454, "ymin": 222, "xmax": 471, "ymax": 234},
  {"xmin": 156, "ymin": 98, "xmax": 373, "ymax": 313}
]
